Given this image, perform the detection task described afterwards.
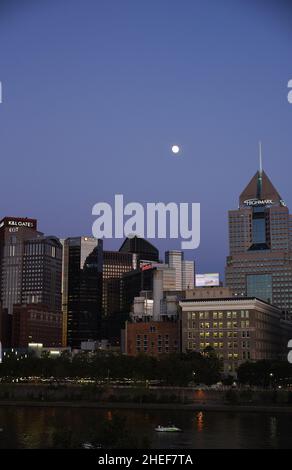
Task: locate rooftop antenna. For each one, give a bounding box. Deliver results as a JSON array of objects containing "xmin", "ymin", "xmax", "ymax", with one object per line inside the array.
[
  {"xmin": 257, "ymin": 141, "xmax": 263, "ymax": 199},
  {"xmin": 259, "ymin": 141, "xmax": 263, "ymax": 175}
]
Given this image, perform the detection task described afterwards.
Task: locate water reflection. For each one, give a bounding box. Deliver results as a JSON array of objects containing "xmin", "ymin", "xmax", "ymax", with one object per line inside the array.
[
  {"xmin": 0, "ymin": 407, "xmax": 291, "ymax": 449},
  {"xmin": 269, "ymin": 416, "xmax": 278, "ymax": 448},
  {"xmin": 196, "ymin": 412, "xmax": 204, "ymax": 432}
]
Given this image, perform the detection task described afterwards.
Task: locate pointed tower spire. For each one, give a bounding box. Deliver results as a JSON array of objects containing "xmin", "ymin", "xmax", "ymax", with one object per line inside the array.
[
  {"xmin": 257, "ymin": 141, "xmax": 263, "ymax": 199},
  {"xmin": 259, "ymin": 141, "xmax": 263, "ymax": 175}
]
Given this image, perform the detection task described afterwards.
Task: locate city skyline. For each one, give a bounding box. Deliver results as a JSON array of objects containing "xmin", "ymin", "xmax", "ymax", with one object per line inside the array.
[
  {"xmin": 1, "ymin": 1, "xmax": 292, "ymax": 452},
  {"xmin": 0, "ymin": 156, "xmax": 288, "ymax": 281},
  {"xmin": 0, "ymin": 1, "xmax": 292, "ymax": 279}
]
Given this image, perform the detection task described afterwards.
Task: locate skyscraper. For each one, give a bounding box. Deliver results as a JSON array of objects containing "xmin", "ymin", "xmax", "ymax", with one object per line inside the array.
[
  {"xmin": 62, "ymin": 237, "xmax": 103, "ymax": 348},
  {"xmin": 182, "ymin": 260, "xmax": 195, "ymax": 290},
  {"xmin": 165, "ymin": 251, "xmax": 182, "ymax": 290},
  {"xmin": 165, "ymin": 251, "xmax": 195, "ymax": 291},
  {"xmin": 226, "ymin": 159, "xmax": 292, "ymax": 316},
  {"xmin": 102, "ymin": 251, "xmax": 135, "ymax": 317},
  {"xmin": 22, "ymin": 236, "xmax": 62, "ymax": 312},
  {"xmin": 0, "ymin": 217, "xmax": 62, "ymax": 314},
  {"xmin": 0, "ymin": 217, "xmax": 39, "ymax": 314}
]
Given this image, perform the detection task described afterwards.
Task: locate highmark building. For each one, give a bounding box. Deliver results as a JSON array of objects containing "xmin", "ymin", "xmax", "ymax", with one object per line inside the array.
[{"xmin": 226, "ymin": 163, "xmax": 292, "ymax": 318}]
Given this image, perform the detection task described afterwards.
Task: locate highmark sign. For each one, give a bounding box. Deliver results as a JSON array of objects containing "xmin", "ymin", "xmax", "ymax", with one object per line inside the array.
[
  {"xmin": 243, "ymin": 199, "xmax": 286, "ymax": 207},
  {"xmin": 244, "ymin": 199, "xmax": 273, "ymax": 207}
]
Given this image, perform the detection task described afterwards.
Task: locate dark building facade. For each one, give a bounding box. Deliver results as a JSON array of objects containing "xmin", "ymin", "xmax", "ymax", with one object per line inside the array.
[
  {"xmin": 0, "ymin": 304, "xmax": 12, "ymax": 348},
  {"xmin": 0, "ymin": 216, "xmax": 62, "ymax": 309},
  {"xmin": 226, "ymin": 166, "xmax": 292, "ymax": 317},
  {"xmin": 22, "ymin": 236, "xmax": 62, "ymax": 313},
  {"xmin": 102, "ymin": 251, "xmax": 134, "ymax": 317},
  {"xmin": 0, "ymin": 217, "xmax": 63, "ymax": 348},
  {"xmin": 12, "ymin": 304, "xmax": 62, "ymax": 348},
  {"xmin": 122, "ymin": 267, "xmax": 156, "ymax": 313},
  {"xmin": 0, "ymin": 217, "xmax": 39, "ymax": 314},
  {"xmin": 122, "ymin": 263, "xmax": 177, "ymax": 315},
  {"xmin": 119, "ymin": 236, "xmax": 159, "ymax": 263},
  {"xmin": 63, "ymin": 237, "xmax": 103, "ymax": 348}
]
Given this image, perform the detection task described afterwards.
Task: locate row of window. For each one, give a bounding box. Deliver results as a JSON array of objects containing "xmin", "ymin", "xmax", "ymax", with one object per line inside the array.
[
  {"xmin": 188, "ymin": 331, "xmax": 250, "ymax": 339},
  {"xmin": 187, "ymin": 321, "xmax": 250, "ymax": 329},
  {"xmin": 187, "ymin": 311, "xmax": 249, "ymax": 320},
  {"xmin": 188, "ymin": 341, "xmax": 250, "ymax": 349}
]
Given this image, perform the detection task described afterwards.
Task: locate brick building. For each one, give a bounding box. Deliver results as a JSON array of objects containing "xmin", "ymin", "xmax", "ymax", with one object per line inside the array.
[
  {"xmin": 123, "ymin": 320, "xmax": 179, "ymax": 357},
  {"xmin": 179, "ymin": 297, "xmax": 292, "ymax": 375},
  {"xmin": 12, "ymin": 304, "xmax": 62, "ymax": 348}
]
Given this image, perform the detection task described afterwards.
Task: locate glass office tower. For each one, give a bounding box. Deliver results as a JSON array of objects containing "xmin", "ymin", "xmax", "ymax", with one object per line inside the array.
[
  {"xmin": 63, "ymin": 237, "xmax": 103, "ymax": 348},
  {"xmin": 226, "ymin": 165, "xmax": 292, "ymax": 317}
]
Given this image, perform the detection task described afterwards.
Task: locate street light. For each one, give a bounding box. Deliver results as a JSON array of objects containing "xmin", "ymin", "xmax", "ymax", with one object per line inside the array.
[{"xmin": 269, "ymin": 373, "xmax": 274, "ymax": 390}]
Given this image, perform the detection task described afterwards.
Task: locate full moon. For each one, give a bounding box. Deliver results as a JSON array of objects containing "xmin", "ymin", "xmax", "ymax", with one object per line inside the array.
[{"xmin": 171, "ymin": 145, "xmax": 180, "ymax": 155}]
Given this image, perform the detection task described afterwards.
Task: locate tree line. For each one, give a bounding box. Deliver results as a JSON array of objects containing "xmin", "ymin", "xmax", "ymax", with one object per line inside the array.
[{"xmin": 0, "ymin": 350, "xmax": 221, "ymax": 386}]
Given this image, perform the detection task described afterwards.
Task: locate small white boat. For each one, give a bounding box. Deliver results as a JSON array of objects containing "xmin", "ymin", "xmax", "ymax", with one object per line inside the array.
[
  {"xmin": 82, "ymin": 442, "xmax": 95, "ymax": 449},
  {"xmin": 155, "ymin": 424, "xmax": 181, "ymax": 432}
]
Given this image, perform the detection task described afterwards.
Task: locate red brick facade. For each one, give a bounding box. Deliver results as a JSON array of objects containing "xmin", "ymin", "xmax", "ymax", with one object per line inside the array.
[
  {"xmin": 12, "ymin": 304, "xmax": 62, "ymax": 348},
  {"xmin": 124, "ymin": 321, "xmax": 179, "ymax": 356}
]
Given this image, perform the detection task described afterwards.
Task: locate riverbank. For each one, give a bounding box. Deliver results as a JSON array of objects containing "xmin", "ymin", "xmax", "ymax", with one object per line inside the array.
[
  {"xmin": 1, "ymin": 383, "xmax": 292, "ymax": 411},
  {"xmin": 0, "ymin": 400, "xmax": 291, "ymax": 413}
]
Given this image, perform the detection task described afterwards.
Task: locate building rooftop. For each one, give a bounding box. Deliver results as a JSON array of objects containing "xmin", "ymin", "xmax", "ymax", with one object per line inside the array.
[{"xmin": 180, "ymin": 296, "xmax": 281, "ymax": 310}]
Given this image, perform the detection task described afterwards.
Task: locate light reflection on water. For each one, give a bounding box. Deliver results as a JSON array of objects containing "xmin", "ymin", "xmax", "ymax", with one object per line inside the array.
[{"xmin": 0, "ymin": 406, "xmax": 291, "ymax": 449}]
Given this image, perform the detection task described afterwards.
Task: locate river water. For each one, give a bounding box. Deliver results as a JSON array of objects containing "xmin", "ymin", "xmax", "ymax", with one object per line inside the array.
[{"xmin": 0, "ymin": 406, "xmax": 291, "ymax": 449}]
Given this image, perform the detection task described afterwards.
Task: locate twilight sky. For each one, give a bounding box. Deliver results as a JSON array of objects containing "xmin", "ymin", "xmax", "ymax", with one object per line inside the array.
[{"xmin": 0, "ymin": 0, "xmax": 292, "ymax": 278}]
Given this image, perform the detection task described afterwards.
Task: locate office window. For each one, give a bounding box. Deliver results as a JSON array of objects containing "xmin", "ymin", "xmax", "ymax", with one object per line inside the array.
[{"xmin": 247, "ymin": 274, "xmax": 272, "ymax": 303}]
